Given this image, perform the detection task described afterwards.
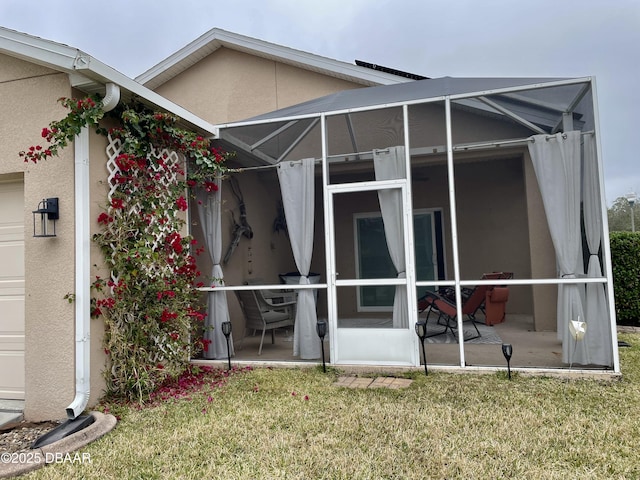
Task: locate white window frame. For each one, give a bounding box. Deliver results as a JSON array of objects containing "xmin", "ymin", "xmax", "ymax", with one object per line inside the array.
[{"xmin": 354, "ymin": 208, "xmax": 445, "ymax": 312}]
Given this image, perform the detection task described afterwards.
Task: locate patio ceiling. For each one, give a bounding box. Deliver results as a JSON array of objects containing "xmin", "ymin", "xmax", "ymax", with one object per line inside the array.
[{"xmin": 215, "ymin": 76, "xmax": 594, "ymax": 166}]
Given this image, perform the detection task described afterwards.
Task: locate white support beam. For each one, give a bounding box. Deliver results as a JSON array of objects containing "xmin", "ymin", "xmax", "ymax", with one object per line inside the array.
[
  {"xmin": 276, "ymin": 118, "xmax": 319, "ymax": 162},
  {"xmin": 562, "ymin": 112, "xmax": 574, "ymax": 132},
  {"xmin": 250, "ymin": 121, "xmax": 299, "ymax": 150},
  {"xmin": 477, "ymin": 96, "xmax": 546, "ymax": 134}
]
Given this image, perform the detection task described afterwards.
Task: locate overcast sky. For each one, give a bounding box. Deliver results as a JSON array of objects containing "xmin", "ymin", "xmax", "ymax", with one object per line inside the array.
[{"xmin": 2, "ymin": 0, "xmax": 638, "ymax": 205}]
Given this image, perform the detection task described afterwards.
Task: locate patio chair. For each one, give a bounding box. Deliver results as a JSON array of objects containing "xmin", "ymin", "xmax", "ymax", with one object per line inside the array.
[
  {"xmin": 423, "ymin": 284, "xmax": 494, "ymax": 341},
  {"xmin": 473, "ymin": 272, "xmax": 513, "ymax": 319},
  {"xmin": 484, "ymin": 286, "xmax": 509, "ymax": 326},
  {"xmin": 244, "ymin": 278, "xmax": 296, "ymax": 305},
  {"xmin": 417, "ymin": 271, "xmax": 513, "ymax": 319},
  {"xmin": 235, "ymin": 290, "xmax": 296, "ymax": 355}
]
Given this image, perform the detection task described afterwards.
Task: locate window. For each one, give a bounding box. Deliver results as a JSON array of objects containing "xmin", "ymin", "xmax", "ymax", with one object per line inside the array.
[{"xmin": 355, "ymin": 209, "xmax": 445, "ymax": 311}]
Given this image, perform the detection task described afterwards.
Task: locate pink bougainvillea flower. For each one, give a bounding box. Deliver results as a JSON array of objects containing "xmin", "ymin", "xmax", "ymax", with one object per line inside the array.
[
  {"xmin": 176, "ymin": 196, "xmax": 188, "ymax": 211},
  {"xmin": 97, "ymin": 212, "xmax": 114, "ymax": 225},
  {"xmin": 111, "ymin": 198, "xmax": 124, "ymax": 210},
  {"xmin": 160, "ymin": 309, "xmax": 178, "ymax": 323},
  {"xmin": 204, "ymin": 181, "xmax": 218, "ymax": 193}
]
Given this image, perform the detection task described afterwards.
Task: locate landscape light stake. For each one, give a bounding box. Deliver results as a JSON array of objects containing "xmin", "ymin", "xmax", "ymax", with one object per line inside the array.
[
  {"xmin": 502, "ymin": 343, "xmax": 513, "ymax": 380},
  {"xmin": 316, "ymin": 320, "xmax": 327, "ymax": 373},
  {"xmin": 415, "ymin": 320, "xmax": 428, "ymax": 376},
  {"xmin": 221, "ymin": 321, "xmax": 232, "ymax": 371}
]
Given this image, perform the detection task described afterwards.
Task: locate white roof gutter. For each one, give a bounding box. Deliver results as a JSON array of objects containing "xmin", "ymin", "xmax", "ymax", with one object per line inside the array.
[
  {"xmin": 0, "ymin": 27, "xmax": 217, "ymax": 137},
  {"xmin": 66, "ymin": 83, "xmax": 120, "ymax": 420}
]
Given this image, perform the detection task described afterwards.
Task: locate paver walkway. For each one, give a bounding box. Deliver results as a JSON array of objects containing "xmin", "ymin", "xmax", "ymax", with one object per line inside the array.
[{"xmin": 334, "ymin": 376, "xmax": 413, "ymax": 389}]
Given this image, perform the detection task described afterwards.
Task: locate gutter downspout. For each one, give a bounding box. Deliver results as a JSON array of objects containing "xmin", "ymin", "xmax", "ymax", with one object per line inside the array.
[{"xmin": 66, "ymin": 83, "xmax": 120, "ymax": 419}]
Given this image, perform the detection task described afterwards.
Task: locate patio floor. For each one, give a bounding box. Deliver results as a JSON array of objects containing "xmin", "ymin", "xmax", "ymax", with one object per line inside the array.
[{"xmin": 197, "ymin": 313, "xmax": 595, "ymax": 371}]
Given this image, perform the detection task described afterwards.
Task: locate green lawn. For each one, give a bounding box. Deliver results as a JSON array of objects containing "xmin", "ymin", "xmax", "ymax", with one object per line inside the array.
[{"xmin": 28, "ymin": 334, "xmax": 640, "ymax": 479}]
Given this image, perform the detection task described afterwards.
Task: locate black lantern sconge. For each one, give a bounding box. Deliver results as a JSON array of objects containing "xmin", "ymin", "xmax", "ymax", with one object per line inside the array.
[
  {"xmin": 415, "ymin": 320, "xmax": 428, "ymax": 376},
  {"xmin": 32, "ymin": 198, "xmax": 59, "ymax": 238},
  {"xmin": 221, "ymin": 321, "xmax": 232, "ymax": 371},
  {"xmin": 502, "ymin": 343, "xmax": 513, "ymax": 380},
  {"xmin": 316, "ymin": 320, "xmax": 327, "ymax": 373}
]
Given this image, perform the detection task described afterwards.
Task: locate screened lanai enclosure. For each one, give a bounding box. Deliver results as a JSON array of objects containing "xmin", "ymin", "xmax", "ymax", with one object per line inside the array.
[{"xmin": 195, "ymin": 76, "xmax": 619, "ymax": 375}]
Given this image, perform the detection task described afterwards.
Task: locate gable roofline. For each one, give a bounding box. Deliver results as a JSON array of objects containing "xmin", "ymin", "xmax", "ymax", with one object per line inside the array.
[
  {"xmin": 136, "ymin": 28, "xmax": 412, "ymax": 90},
  {"xmin": 0, "ymin": 26, "xmax": 217, "ymax": 136}
]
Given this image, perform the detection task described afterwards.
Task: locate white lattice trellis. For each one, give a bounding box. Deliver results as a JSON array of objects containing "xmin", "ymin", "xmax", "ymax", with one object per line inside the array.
[{"xmin": 105, "ymin": 133, "xmax": 185, "ymax": 280}]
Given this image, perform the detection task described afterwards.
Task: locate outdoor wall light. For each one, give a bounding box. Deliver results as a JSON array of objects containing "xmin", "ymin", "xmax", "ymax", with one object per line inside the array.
[
  {"xmin": 502, "ymin": 343, "xmax": 513, "ymax": 380},
  {"xmin": 32, "ymin": 198, "xmax": 59, "ymax": 238},
  {"xmin": 316, "ymin": 320, "xmax": 327, "ymax": 373},
  {"xmin": 414, "ymin": 320, "xmax": 428, "ymax": 376},
  {"xmin": 221, "ymin": 321, "xmax": 232, "ymax": 371}
]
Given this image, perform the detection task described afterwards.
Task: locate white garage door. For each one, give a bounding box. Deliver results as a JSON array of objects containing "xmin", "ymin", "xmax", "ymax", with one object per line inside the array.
[{"xmin": 0, "ymin": 180, "xmax": 25, "ymax": 399}]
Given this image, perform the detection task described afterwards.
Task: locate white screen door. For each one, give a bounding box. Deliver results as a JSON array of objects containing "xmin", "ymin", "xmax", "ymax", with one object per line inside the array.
[{"xmin": 326, "ymin": 179, "xmax": 418, "ymax": 366}]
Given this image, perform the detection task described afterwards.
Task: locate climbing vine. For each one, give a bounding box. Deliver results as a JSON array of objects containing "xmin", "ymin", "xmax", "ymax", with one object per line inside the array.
[{"xmin": 21, "ymin": 96, "xmax": 232, "ymax": 402}]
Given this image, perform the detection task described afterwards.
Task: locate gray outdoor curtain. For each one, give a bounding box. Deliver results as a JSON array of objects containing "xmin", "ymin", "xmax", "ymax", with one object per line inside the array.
[
  {"xmin": 582, "ymin": 134, "xmax": 613, "ymax": 366},
  {"xmin": 373, "ymin": 146, "xmax": 408, "ymax": 329},
  {"xmin": 528, "ymin": 131, "xmax": 589, "ymax": 365},
  {"xmin": 196, "ymin": 178, "xmax": 234, "ymax": 360},
  {"xmin": 277, "ymin": 158, "xmax": 321, "ymax": 359}
]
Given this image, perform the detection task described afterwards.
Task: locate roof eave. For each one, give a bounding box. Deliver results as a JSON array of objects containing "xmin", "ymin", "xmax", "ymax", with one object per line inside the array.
[
  {"xmin": 135, "ymin": 28, "xmax": 411, "ymax": 90},
  {"xmin": 0, "ymin": 27, "xmax": 217, "ymax": 137}
]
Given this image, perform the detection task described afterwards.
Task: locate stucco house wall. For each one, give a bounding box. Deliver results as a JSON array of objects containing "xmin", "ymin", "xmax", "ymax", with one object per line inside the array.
[
  {"xmin": 0, "ymin": 53, "xmax": 77, "ymax": 420},
  {"xmin": 0, "ymin": 53, "xmax": 121, "ymax": 420},
  {"xmin": 152, "ymin": 47, "xmax": 363, "ymax": 125}
]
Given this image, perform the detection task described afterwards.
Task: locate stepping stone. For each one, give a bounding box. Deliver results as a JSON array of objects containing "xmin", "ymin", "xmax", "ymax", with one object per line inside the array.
[
  {"xmin": 334, "ymin": 376, "xmax": 413, "ymax": 389},
  {"xmin": 334, "ymin": 376, "xmax": 374, "ymax": 388},
  {"xmin": 370, "ymin": 377, "xmax": 413, "ymax": 389}
]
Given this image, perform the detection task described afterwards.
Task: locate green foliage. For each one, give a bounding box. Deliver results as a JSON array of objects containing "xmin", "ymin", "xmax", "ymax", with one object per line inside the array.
[
  {"xmin": 19, "ymin": 97, "xmax": 105, "ymax": 162},
  {"xmin": 21, "ymin": 96, "xmax": 233, "ymax": 402},
  {"xmin": 610, "ymin": 231, "xmax": 640, "ymax": 325},
  {"xmin": 607, "ymin": 196, "xmax": 639, "ymax": 232}
]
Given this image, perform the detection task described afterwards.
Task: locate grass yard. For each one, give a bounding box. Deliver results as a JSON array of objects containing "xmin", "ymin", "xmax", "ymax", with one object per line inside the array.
[{"xmin": 27, "ymin": 334, "xmax": 640, "ymax": 479}]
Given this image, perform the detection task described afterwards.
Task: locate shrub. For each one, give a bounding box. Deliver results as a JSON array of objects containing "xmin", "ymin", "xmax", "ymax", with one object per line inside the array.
[{"xmin": 610, "ymin": 231, "xmax": 640, "ymax": 326}]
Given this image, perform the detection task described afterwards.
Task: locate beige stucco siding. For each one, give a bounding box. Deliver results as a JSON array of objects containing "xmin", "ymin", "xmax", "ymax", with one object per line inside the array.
[
  {"xmin": 153, "ymin": 47, "xmax": 362, "ymax": 125},
  {"xmin": 0, "ymin": 54, "xmax": 76, "ymax": 420}
]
